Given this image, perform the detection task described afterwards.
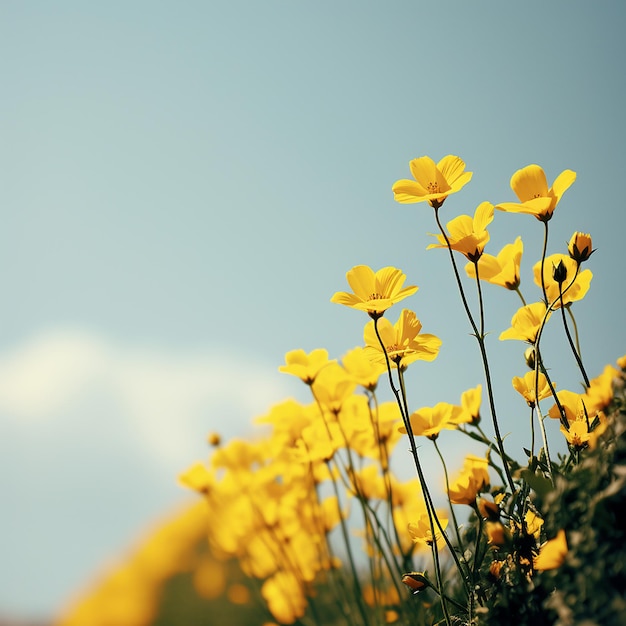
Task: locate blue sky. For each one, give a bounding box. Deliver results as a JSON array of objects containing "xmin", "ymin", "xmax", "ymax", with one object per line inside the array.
[{"xmin": 2, "ymin": 1, "xmax": 626, "ymax": 620}]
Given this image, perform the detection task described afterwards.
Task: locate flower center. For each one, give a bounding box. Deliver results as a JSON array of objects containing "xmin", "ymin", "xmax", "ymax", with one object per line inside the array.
[
  {"xmin": 367, "ymin": 292, "xmax": 384, "ymax": 301},
  {"xmin": 427, "ymin": 181, "xmax": 441, "ymax": 194}
]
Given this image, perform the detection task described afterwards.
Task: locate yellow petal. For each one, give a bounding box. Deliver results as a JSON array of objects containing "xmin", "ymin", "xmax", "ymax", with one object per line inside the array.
[{"xmin": 511, "ymin": 164, "xmax": 549, "ymax": 202}]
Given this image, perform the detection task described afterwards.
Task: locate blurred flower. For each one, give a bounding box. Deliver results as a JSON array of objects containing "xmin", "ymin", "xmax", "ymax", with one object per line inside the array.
[
  {"xmin": 500, "ymin": 302, "xmax": 549, "ymax": 343},
  {"xmin": 341, "ymin": 346, "xmax": 386, "ymax": 391},
  {"xmin": 392, "ymin": 154, "xmax": 472, "ymax": 208},
  {"xmin": 427, "ymin": 201, "xmax": 494, "ymax": 261},
  {"xmin": 312, "ymin": 362, "xmax": 356, "ymax": 415},
  {"xmin": 279, "ymin": 348, "xmax": 335, "ymax": 385},
  {"xmin": 408, "ymin": 509, "xmax": 449, "ymax": 549},
  {"xmin": 496, "ymin": 164, "xmax": 576, "ymax": 221},
  {"xmin": 534, "ymin": 529, "xmax": 568, "ymax": 571},
  {"xmin": 363, "ymin": 309, "xmax": 441, "ymax": 369},
  {"xmin": 261, "ymin": 571, "xmax": 307, "ymax": 624},
  {"xmin": 331, "ymin": 265, "xmax": 418, "ymax": 318},
  {"xmin": 465, "ymin": 236, "xmax": 523, "ymax": 290},
  {"xmin": 448, "ymin": 454, "xmax": 490, "ymax": 505},
  {"xmin": 400, "ymin": 402, "xmax": 457, "ymax": 440}
]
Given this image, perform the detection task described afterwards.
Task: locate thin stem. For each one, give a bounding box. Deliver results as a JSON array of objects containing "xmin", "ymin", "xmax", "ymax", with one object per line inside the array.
[
  {"xmin": 558, "ymin": 287, "xmax": 590, "ymax": 387},
  {"xmin": 433, "ymin": 438, "xmax": 468, "ymax": 563},
  {"xmin": 433, "ymin": 207, "xmax": 515, "ymax": 494},
  {"xmin": 539, "ymin": 220, "xmax": 549, "ymax": 304}
]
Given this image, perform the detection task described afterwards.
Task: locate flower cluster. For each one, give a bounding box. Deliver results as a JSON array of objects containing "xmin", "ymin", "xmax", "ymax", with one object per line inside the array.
[{"xmin": 173, "ymin": 155, "xmax": 624, "ymax": 626}]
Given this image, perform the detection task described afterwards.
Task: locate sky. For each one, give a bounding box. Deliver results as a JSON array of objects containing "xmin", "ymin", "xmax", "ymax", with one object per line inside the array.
[{"xmin": 2, "ymin": 1, "xmax": 626, "ymax": 620}]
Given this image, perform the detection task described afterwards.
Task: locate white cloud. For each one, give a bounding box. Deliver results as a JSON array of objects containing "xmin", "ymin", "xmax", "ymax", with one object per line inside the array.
[{"xmin": 0, "ymin": 328, "xmax": 294, "ymax": 467}]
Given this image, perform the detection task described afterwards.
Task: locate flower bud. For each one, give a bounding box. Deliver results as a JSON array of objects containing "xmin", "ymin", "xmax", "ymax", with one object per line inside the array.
[
  {"xmin": 401, "ymin": 571, "xmax": 429, "ymax": 594},
  {"xmin": 524, "ymin": 347, "xmax": 535, "ymax": 370},
  {"xmin": 552, "ymin": 259, "xmax": 568, "ymax": 284},
  {"xmin": 207, "ymin": 432, "xmax": 221, "ymax": 447},
  {"xmin": 568, "ymin": 232, "xmax": 594, "ymax": 264}
]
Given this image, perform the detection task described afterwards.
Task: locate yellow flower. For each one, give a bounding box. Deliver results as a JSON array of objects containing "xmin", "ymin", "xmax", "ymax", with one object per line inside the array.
[
  {"xmin": 525, "ymin": 510, "xmax": 544, "ymax": 540},
  {"xmin": 451, "ymin": 384, "xmax": 482, "ymax": 425},
  {"xmin": 363, "ymin": 309, "xmax": 441, "ymax": 369},
  {"xmin": 427, "ymin": 202, "xmax": 494, "ymax": 261},
  {"xmin": 392, "ymin": 155, "xmax": 472, "ymax": 208},
  {"xmin": 331, "ymin": 265, "xmax": 418, "ymax": 318},
  {"xmin": 311, "ymin": 362, "xmax": 356, "ymax": 415},
  {"xmin": 400, "ymin": 402, "xmax": 457, "ymax": 439},
  {"xmin": 496, "ymin": 164, "xmax": 576, "ymax": 221},
  {"xmin": 278, "ymin": 348, "xmax": 335, "ymax": 385},
  {"xmin": 512, "ymin": 371, "xmax": 553, "ymax": 407},
  {"xmin": 261, "ymin": 571, "xmax": 307, "ymax": 624},
  {"xmin": 533, "ymin": 254, "xmax": 592, "ymax": 308},
  {"xmin": 447, "ymin": 454, "xmax": 490, "ymax": 505},
  {"xmin": 407, "ymin": 509, "xmax": 449, "ymax": 549},
  {"xmin": 534, "ymin": 529, "xmax": 568, "ymax": 571},
  {"xmin": 465, "ymin": 236, "xmax": 523, "ymax": 290},
  {"xmin": 568, "ymin": 232, "xmax": 594, "ymax": 264},
  {"xmin": 499, "ymin": 302, "xmax": 549, "ymax": 343},
  {"xmin": 341, "ymin": 346, "xmax": 386, "ymax": 391}
]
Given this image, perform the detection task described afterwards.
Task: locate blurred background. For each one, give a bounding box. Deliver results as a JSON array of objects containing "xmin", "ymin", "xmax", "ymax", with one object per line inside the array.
[{"xmin": 2, "ymin": 1, "xmax": 626, "ymax": 624}]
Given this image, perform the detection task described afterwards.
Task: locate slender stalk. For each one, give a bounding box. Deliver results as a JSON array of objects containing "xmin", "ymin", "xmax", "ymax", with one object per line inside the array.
[
  {"xmin": 372, "ymin": 318, "xmax": 455, "ymax": 625},
  {"xmin": 433, "ymin": 207, "xmax": 515, "ymax": 494},
  {"xmin": 558, "ymin": 287, "xmax": 590, "ymax": 386},
  {"xmin": 539, "ymin": 220, "xmax": 549, "ymax": 304},
  {"xmin": 433, "ymin": 438, "xmax": 467, "ymax": 562}
]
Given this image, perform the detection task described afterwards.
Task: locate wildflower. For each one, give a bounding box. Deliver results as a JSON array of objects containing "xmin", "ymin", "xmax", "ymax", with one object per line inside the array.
[
  {"xmin": 392, "ymin": 155, "xmax": 472, "ymax": 208},
  {"xmin": 447, "ymin": 454, "xmax": 490, "ymax": 505},
  {"xmin": 534, "ymin": 529, "xmax": 568, "ymax": 571},
  {"xmin": 400, "ymin": 402, "xmax": 457, "ymax": 439},
  {"xmin": 617, "ymin": 354, "xmax": 626, "ymax": 370},
  {"xmin": 451, "ymin": 384, "xmax": 482, "ymax": 425},
  {"xmin": 568, "ymin": 232, "xmax": 594, "ymax": 264},
  {"xmin": 512, "ymin": 371, "xmax": 552, "ymax": 407},
  {"xmin": 496, "ymin": 164, "xmax": 576, "ymax": 222},
  {"xmin": 363, "ymin": 309, "xmax": 441, "ymax": 370},
  {"xmin": 279, "ymin": 348, "xmax": 335, "ymax": 385},
  {"xmin": 533, "ymin": 254, "xmax": 592, "ymax": 307},
  {"xmin": 465, "ymin": 236, "xmax": 523, "ymax": 290},
  {"xmin": 311, "ymin": 362, "xmax": 356, "ymax": 415},
  {"xmin": 341, "ymin": 346, "xmax": 386, "ymax": 391},
  {"xmin": 331, "ymin": 265, "xmax": 418, "ymax": 318},
  {"xmin": 499, "ymin": 302, "xmax": 549, "ymax": 343},
  {"xmin": 427, "ymin": 202, "xmax": 494, "ymax": 261},
  {"xmin": 486, "ymin": 521, "xmax": 507, "ymax": 546},
  {"xmin": 407, "ymin": 509, "xmax": 449, "ymax": 549},
  {"xmin": 261, "ymin": 571, "xmax": 307, "ymax": 624},
  {"xmin": 525, "ymin": 510, "xmax": 544, "ymax": 540}
]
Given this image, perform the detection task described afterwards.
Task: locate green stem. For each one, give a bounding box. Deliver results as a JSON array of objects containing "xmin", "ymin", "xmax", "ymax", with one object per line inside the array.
[{"xmin": 433, "ymin": 207, "xmax": 515, "ymax": 495}]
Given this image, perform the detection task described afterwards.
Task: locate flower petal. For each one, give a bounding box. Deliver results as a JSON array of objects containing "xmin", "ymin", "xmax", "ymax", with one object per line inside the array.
[{"xmin": 511, "ymin": 164, "xmax": 549, "ymax": 202}]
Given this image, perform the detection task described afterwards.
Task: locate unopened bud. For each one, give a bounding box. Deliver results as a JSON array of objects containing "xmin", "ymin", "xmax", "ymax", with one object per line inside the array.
[
  {"xmin": 552, "ymin": 259, "xmax": 568, "ymax": 284},
  {"xmin": 568, "ymin": 232, "xmax": 594, "ymax": 264},
  {"xmin": 524, "ymin": 347, "xmax": 535, "ymax": 370}
]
